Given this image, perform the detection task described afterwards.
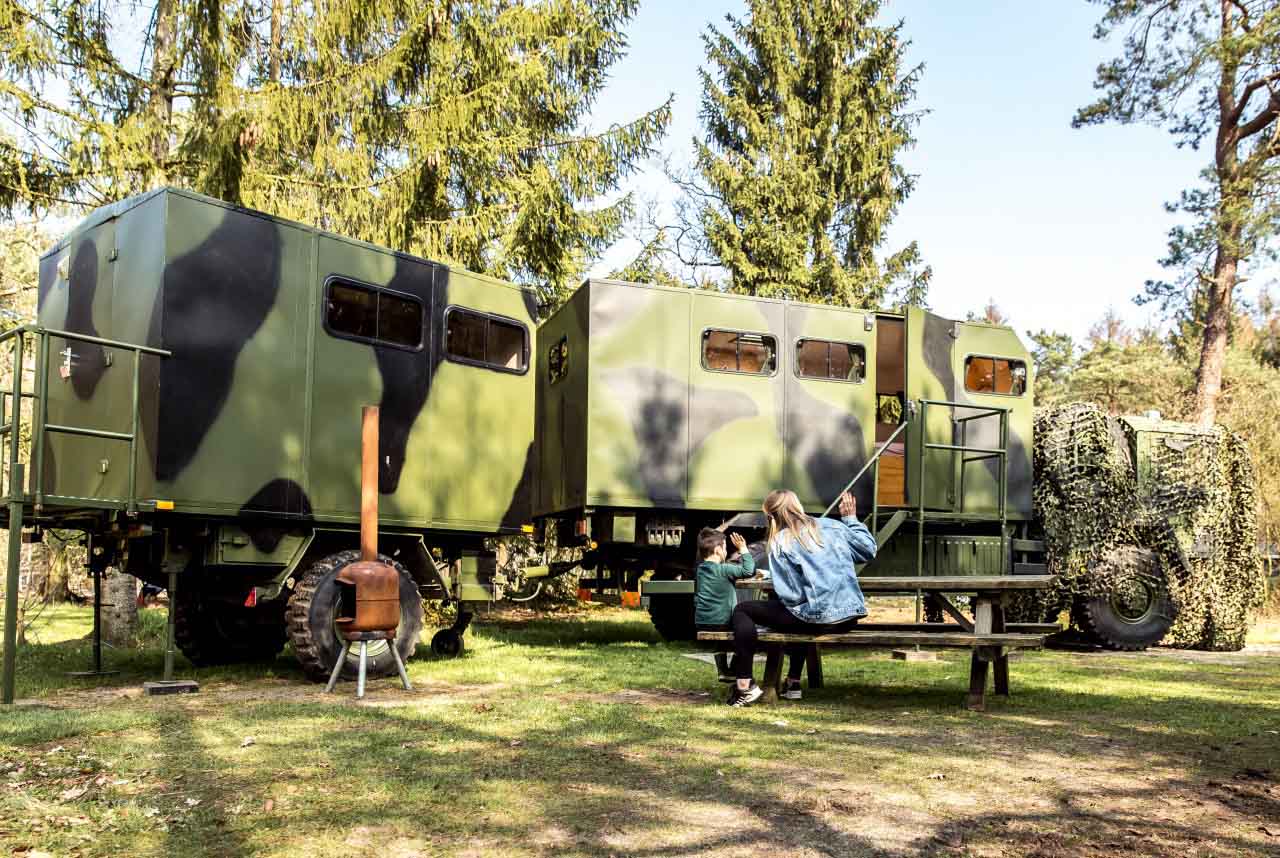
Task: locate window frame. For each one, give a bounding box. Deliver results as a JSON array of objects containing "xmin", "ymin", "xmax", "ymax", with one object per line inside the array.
[
  {"xmin": 322, "ymin": 275, "xmax": 426, "ymax": 353},
  {"xmin": 699, "ymin": 327, "xmax": 779, "ymax": 377},
  {"xmin": 793, "ymin": 337, "xmax": 867, "ymax": 384},
  {"xmin": 442, "ymin": 305, "xmax": 531, "ymax": 376},
  {"xmin": 961, "ymin": 353, "xmax": 1028, "ymax": 398}
]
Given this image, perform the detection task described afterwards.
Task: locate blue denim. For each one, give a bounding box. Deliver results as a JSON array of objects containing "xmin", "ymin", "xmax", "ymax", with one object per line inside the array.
[{"xmin": 767, "ymin": 516, "xmax": 876, "ymax": 624}]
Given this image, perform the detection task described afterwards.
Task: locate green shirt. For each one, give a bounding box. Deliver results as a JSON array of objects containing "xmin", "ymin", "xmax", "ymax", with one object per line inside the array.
[{"xmin": 694, "ymin": 552, "xmax": 756, "ymax": 627}]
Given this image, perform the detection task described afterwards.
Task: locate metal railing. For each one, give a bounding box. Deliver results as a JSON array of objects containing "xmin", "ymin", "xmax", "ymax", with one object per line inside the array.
[
  {"xmin": 914, "ymin": 399, "xmax": 1010, "ymax": 583},
  {"xmin": 0, "ymin": 324, "xmax": 170, "ymax": 704}
]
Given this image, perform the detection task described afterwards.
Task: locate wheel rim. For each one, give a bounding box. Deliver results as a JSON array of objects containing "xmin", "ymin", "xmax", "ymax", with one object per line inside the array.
[
  {"xmin": 1109, "ymin": 578, "xmax": 1157, "ymax": 625},
  {"xmin": 330, "ymin": 606, "xmax": 393, "ymax": 661}
]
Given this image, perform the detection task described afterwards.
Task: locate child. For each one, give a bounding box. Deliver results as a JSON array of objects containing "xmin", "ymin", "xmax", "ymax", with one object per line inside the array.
[{"xmin": 694, "ymin": 528, "xmax": 756, "ymax": 682}]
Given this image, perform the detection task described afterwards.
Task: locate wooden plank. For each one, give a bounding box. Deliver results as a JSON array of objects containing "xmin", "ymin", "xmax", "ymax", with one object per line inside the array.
[
  {"xmin": 735, "ymin": 575, "xmax": 1054, "ymax": 592},
  {"xmin": 762, "ymin": 647, "xmax": 783, "ymax": 703},
  {"xmin": 966, "ymin": 652, "xmax": 989, "ymax": 711},
  {"xmin": 695, "ymin": 630, "xmax": 1046, "ymax": 648},
  {"xmin": 927, "ymin": 593, "xmax": 975, "ymax": 632}
]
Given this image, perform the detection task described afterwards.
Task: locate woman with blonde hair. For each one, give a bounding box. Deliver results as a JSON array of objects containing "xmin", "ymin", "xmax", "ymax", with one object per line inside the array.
[{"xmin": 727, "ymin": 489, "xmax": 877, "ymax": 706}]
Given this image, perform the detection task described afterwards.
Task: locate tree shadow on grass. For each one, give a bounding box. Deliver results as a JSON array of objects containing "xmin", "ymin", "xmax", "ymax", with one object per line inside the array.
[{"xmin": 125, "ymin": 692, "xmax": 1279, "ymax": 858}]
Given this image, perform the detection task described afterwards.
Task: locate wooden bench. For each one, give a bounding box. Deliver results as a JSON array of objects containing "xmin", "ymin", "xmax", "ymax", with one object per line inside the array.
[{"xmin": 698, "ymin": 574, "xmax": 1055, "ymax": 710}]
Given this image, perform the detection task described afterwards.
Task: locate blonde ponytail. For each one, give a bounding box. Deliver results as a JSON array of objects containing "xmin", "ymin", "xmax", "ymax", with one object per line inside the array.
[{"xmin": 763, "ymin": 489, "xmax": 823, "ymax": 554}]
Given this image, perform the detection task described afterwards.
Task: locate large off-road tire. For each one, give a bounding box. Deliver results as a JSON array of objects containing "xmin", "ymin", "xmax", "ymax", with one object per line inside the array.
[
  {"xmin": 173, "ymin": 585, "xmax": 288, "ymax": 667},
  {"xmin": 646, "ymin": 593, "xmax": 697, "ymax": 642},
  {"xmin": 1077, "ymin": 550, "xmax": 1175, "ymax": 651},
  {"xmin": 286, "ymin": 550, "xmax": 423, "ymax": 682}
]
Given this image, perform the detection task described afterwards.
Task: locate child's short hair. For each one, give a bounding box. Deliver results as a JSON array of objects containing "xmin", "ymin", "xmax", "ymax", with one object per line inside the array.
[{"xmin": 697, "ymin": 527, "xmax": 726, "ymax": 560}]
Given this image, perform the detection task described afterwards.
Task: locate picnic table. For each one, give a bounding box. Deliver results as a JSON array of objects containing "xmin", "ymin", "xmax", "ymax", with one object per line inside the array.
[{"xmin": 694, "ymin": 574, "xmax": 1057, "ymax": 710}]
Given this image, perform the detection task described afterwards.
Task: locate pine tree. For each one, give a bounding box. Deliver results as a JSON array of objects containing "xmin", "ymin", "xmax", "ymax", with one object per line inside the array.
[
  {"xmin": 1, "ymin": 1, "xmax": 670, "ymax": 303},
  {"xmin": 1076, "ymin": 1, "xmax": 1280, "ymax": 426},
  {"xmin": 691, "ymin": 0, "xmax": 927, "ymax": 307}
]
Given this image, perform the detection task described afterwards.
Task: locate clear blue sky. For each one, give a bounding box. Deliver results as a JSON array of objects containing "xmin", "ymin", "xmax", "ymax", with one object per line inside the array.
[{"xmin": 586, "ymin": 0, "xmax": 1222, "ymax": 343}]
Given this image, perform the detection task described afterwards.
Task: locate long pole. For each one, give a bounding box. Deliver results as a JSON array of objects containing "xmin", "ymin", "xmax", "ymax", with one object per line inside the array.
[
  {"xmin": 360, "ymin": 406, "xmax": 379, "ymax": 562},
  {"xmin": 2, "ymin": 333, "xmax": 25, "ymax": 704}
]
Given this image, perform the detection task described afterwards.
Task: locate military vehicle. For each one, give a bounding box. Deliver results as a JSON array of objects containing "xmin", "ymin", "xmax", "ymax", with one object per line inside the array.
[
  {"xmin": 532, "ymin": 278, "xmax": 1045, "ymax": 640},
  {"xmin": 2, "ymin": 187, "xmax": 539, "ymax": 694},
  {"xmin": 531, "ymin": 280, "xmax": 1262, "ymax": 651}
]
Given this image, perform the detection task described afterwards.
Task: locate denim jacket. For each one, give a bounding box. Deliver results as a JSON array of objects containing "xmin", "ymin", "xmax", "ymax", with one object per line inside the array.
[{"xmin": 768, "ymin": 516, "xmax": 877, "ymax": 624}]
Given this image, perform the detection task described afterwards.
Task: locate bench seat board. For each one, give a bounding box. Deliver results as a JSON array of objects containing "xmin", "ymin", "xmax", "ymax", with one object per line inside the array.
[
  {"xmin": 695, "ymin": 630, "xmax": 1045, "ymax": 648},
  {"xmin": 735, "ymin": 575, "xmax": 1054, "ymax": 591}
]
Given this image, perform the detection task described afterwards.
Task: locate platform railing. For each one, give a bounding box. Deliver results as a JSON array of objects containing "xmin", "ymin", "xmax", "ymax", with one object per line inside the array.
[{"xmin": 0, "ymin": 324, "xmax": 171, "ymax": 704}]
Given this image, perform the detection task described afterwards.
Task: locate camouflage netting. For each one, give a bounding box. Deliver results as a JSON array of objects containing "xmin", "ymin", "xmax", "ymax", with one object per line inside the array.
[{"xmin": 1017, "ymin": 403, "xmax": 1265, "ymax": 651}]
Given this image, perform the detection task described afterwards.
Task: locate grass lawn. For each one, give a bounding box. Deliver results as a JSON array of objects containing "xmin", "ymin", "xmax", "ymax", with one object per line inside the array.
[{"xmin": 2, "ymin": 604, "xmax": 1278, "ymax": 858}]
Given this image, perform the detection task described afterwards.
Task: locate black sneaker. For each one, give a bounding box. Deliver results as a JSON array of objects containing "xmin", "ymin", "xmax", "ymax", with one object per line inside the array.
[
  {"xmin": 728, "ymin": 682, "xmax": 764, "ymax": 707},
  {"xmin": 781, "ymin": 679, "xmax": 803, "ymax": 700}
]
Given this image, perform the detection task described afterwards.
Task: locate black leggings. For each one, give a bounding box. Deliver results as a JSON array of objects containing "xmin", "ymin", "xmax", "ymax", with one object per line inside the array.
[{"xmin": 731, "ymin": 599, "xmax": 860, "ymax": 681}]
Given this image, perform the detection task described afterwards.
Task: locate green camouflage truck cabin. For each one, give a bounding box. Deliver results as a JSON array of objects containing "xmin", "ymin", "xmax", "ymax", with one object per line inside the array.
[
  {"xmin": 534, "ymin": 279, "xmax": 1038, "ymax": 637},
  {"xmin": 30, "ymin": 187, "xmax": 538, "ymax": 676}
]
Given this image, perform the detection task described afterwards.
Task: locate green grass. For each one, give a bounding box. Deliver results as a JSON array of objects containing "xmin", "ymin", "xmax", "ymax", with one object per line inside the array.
[{"xmin": 2, "ymin": 605, "xmax": 1278, "ymax": 857}]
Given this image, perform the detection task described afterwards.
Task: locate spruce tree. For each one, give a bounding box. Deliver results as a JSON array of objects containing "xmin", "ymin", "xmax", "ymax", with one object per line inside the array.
[
  {"xmin": 692, "ymin": 0, "xmax": 927, "ymax": 307},
  {"xmin": 1, "ymin": 1, "xmax": 669, "ymax": 303}
]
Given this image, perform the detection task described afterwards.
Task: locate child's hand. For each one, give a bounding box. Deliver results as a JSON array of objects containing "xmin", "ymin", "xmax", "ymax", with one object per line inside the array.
[
  {"xmin": 729, "ymin": 533, "xmax": 748, "ymax": 554},
  {"xmin": 838, "ymin": 492, "xmax": 857, "ymax": 518}
]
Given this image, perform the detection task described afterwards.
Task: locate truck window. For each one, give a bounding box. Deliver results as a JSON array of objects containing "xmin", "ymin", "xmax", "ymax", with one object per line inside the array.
[
  {"xmin": 325, "ymin": 278, "xmax": 423, "ymax": 350},
  {"xmin": 964, "ymin": 356, "xmax": 1027, "ymax": 396},
  {"xmin": 796, "ymin": 338, "xmax": 866, "ymax": 382},
  {"xmin": 445, "ymin": 307, "xmax": 529, "ymax": 374},
  {"xmin": 548, "ymin": 336, "xmax": 569, "ymax": 384},
  {"xmin": 702, "ymin": 329, "xmax": 776, "ymax": 375}
]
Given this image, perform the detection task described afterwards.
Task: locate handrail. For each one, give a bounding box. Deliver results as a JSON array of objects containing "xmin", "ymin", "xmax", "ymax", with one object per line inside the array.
[
  {"xmin": 822, "ymin": 419, "xmax": 909, "ymax": 517},
  {"xmin": 0, "ymin": 323, "xmax": 172, "ymax": 358},
  {"xmin": 42, "ymin": 327, "xmax": 172, "ymax": 357}
]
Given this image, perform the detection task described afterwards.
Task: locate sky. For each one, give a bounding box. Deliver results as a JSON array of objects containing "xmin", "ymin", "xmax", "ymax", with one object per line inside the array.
[{"xmin": 584, "ymin": 0, "xmax": 1221, "ymax": 343}]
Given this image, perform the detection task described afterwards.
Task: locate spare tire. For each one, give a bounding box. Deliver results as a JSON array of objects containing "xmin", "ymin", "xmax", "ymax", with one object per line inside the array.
[
  {"xmin": 286, "ymin": 550, "xmax": 423, "ymax": 681},
  {"xmin": 1078, "ymin": 547, "xmax": 1175, "ymax": 651}
]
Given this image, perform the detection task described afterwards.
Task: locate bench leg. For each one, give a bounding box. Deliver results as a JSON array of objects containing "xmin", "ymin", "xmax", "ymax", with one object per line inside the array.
[
  {"xmin": 762, "ymin": 646, "xmax": 783, "ymax": 704},
  {"xmin": 993, "ymin": 648, "xmax": 1010, "ymax": 697},
  {"xmin": 714, "ymin": 652, "xmax": 731, "ymax": 677},
  {"xmin": 805, "ymin": 645, "xmax": 823, "ymax": 689},
  {"xmin": 966, "ymin": 650, "xmax": 989, "ymax": 711}
]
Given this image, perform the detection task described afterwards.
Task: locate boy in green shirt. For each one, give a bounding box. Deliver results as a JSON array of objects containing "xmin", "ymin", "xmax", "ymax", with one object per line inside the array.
[{"xmin": 695, "ymin": 528, "xmax": 756, "ymax": 682}]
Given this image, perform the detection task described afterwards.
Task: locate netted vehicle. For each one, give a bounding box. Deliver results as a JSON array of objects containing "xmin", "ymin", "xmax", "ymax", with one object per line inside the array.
[{"xmin": 1025, "ymin": 404, "xmax": 1263, "ymax": 651}]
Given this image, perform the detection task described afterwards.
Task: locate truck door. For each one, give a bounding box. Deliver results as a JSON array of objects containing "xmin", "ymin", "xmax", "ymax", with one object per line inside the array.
[
  {"xmin": 904, "ymin": 306, "xmax": 957, "ymax": 511},
  {"xmin": 306, "ymin": 240, "xmax": 439, "ymax": 523},
  {"xmin": 782, "ymin": 305, "xmax": 877, "ymax": 512},
  {"xmin": 39, "ymin": 218, "xmax": 121, "ymax": 503}
]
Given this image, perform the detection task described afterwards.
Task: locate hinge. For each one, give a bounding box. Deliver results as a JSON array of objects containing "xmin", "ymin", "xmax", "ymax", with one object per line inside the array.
[{"xmin": 108, "ymin": 247, "xmax": 119, "ymax": 262}]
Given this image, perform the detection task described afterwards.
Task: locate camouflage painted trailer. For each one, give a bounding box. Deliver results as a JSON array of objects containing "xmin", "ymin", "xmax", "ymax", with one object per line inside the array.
[
  {"xmin": 532, "ymin": 279, "xmax": 1042, "ymax": 639},
  {"xmin": 7, "ymin": 188, "xmax": 540, "ymax": 684}
]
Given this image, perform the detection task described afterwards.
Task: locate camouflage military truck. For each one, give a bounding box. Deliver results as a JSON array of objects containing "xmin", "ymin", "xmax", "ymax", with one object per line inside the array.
[
  {"xmin": 532, "ymin": 278, "xmax": 1045, "ymax": 640},
  {"xmin": 5, "ymin": 188, "xmax": 539, "ymax": 684},
  {"xmin": 532, "ymin": 279, "xmax": 1262, "ymax": 651}
]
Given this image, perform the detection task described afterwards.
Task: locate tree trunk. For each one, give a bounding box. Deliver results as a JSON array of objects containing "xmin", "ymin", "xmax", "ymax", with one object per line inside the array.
[
  {"xmin": 1195, "ymin": 0, "xmax": 1241, "ymax": 428},
  {"xmin": 101, "ymin": 569, "xmax": 139, "ymax": 646},
  {"xmin": 270, "ymin": 0, "xmax": 283, "ymax": 83},
  {"xmin": 146, "ymin": 0, "xmax": 179, "ymax": 188},
  {"xmin": 1193, "ymin": 252, "xmax": 1236, "ymax": 426}
]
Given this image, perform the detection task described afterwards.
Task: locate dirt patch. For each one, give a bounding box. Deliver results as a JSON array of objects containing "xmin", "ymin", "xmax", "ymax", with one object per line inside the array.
[
  {"xmin": 567, "ymin": 687, "xmax": 717, "ymax": 707},
  {"xmin": 27, "ymin": 676, "xmax": 508, "ymax": 711}
]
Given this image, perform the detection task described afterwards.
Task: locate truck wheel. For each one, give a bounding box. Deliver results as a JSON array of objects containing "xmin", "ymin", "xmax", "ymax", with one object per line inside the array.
[
  {"xmin": 173, "ymin": 585, "xmax": 287, "ymax": 666},
  {"xmin": 1079, "ymin": 577, "xmax": 1175, "ymax": 651},
  {"xmin": 430, "ymin": 629, "xmax": 465, "ymax": 658},
  {"xmin": 286, "ymin": 550, "xmax": 423, "ymax": 682},
  {"xmin": 646, "ymin": 593, "xmax": 697, "ymax": 642}
]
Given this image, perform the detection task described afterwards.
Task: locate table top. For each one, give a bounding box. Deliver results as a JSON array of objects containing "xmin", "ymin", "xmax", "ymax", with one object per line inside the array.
[{"xmin": 735, "ymin": 575, "xmax": 1054, "ymax": 592}]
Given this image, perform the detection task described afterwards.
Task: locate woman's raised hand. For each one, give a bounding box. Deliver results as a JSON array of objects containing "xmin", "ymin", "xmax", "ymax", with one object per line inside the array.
[{"xmin": 837, "ymin": 491, "xmax": 857, "ymax": 518}]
